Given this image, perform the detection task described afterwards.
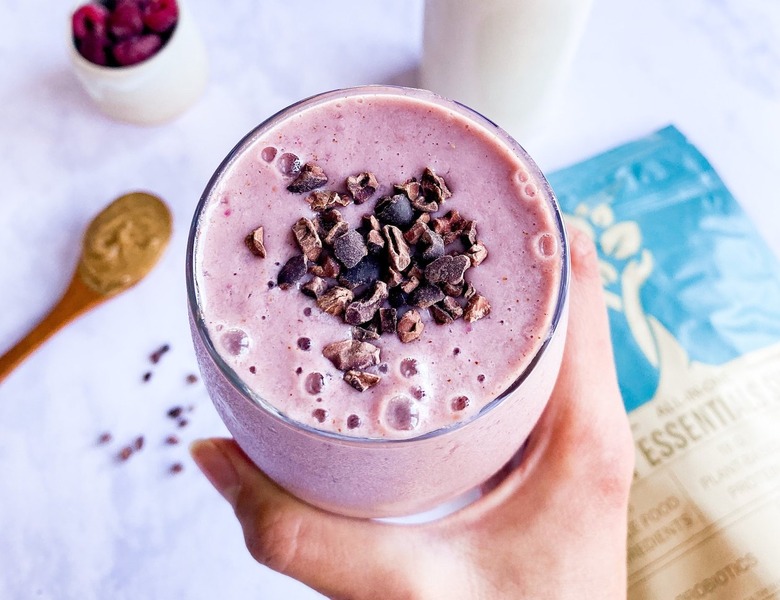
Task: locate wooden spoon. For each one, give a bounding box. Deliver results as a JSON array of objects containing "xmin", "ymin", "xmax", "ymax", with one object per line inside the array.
[{"xmin": 0, "ymin": 192, "xmax": 172, "ymax": 384}]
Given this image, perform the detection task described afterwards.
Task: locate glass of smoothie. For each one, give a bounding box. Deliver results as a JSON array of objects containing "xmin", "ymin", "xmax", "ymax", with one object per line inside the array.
[{"xmin": 186, "ymin": 85, "xmax": 569, "ymax": 518}]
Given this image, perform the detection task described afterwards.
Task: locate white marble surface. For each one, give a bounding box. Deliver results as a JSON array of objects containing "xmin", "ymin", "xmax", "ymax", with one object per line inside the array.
[{"xmin": 0, "ymin": 0, "xmax": 778, "ymax": 598}]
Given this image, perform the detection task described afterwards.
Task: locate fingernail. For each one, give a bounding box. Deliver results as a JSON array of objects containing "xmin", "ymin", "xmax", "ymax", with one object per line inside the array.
[{"xmin": 190, "ymin": 439, "xmax": 240, "ymax": 505}]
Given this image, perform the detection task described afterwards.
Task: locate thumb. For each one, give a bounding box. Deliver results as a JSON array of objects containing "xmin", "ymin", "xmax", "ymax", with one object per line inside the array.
[{"xmin": 190, "ymin": 438, "xmax": 426, "ymax": 599}]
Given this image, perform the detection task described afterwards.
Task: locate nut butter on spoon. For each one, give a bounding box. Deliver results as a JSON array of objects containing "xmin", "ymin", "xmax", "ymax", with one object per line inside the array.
[{"xmin": 0, "ymin": 192, "xmax": 172, "ymax": 384}]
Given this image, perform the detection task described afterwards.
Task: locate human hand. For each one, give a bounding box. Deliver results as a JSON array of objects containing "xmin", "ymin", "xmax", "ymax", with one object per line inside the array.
[{"xmin": 190, "ymin": 227, "xmax": 635, "ymax": 600}]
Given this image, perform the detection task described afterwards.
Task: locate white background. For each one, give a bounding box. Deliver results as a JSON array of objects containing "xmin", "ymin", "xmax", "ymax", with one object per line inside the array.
[{"xmin": 0, "ymin": 0, "xmax": 778, "ymax": 598}]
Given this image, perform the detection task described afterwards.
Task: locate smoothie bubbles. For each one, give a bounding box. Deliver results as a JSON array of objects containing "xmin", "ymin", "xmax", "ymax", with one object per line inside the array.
[{"xmin": 187, "ymin": 86, "xmax": 569, "ymax": 517}]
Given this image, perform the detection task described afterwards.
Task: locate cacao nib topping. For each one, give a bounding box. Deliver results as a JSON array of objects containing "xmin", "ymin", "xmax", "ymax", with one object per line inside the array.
[
  {"xmin": 363, "ymin": 214, "xmax": 381, "ymax": 231},
  {"xmin": 403, "ymin": 220, "xmax": 429, "ymax": 245},
  {"xmin": 344, "ymin": 281, "xmax": 389, "ymax": 325},
  {"xmin": 464, "ymin": 293, "xmax": 492, "ymax": 322},
  {"xmin": 400, "ymin": 275, "xmax": 420, "ymax": 294},
  {"xmin": 366, "ymin": 229, "xmax": 385, "ymax": 254},
  {"xmin": 339, "ymin": 255, "xmax": 381, "ymax": 289},
  {"xmin": 305, "ymin": 372, "xmax": 325, "ymax": 395},
  {"xmin": 307, "ymin": 190, "xmax": 350, "ymax": 212},
  {"xmin": 375, "ymin": 194, "xmax": 415, "ymax": 229},
  {"xmin": 310, "ymin": 253, "xmax": 341, "ymax": 279},
  {"xmin": 397, "ymin": 309, "xmax": 424, "ymax": 343},
  {"xmin": 352, "ymin": 326, "xmax": 380, "ymax": 341},
  {"xmin": 442, "ymin": 296, "xmax": 464, "ymax": 319},
  {"xmin": 430, "ymin": 304, "xmax": 454, "ymax": 325},
  {"xmin": 277, "ymin": 254, "xmax": 308, "ymax": 289},
  {"xmin": 394, "ymin": 179, "xmax": 421, "ymax": 201},
  {"xmin": 410, "ymin": 283, "xmax": 445, "ymax": 309},
  {"xmin": 344, "ymin": 370, "xmax": 381, "ymax": 392},
  {"xmin": 461, "ymin": 220, "xmax": 478, "ymax": 246},
  {"xmin": 346, "ymin": 172, "xmax": 379, "ymax": 204},
  {"xmin": 292, "ymin": 217, "xmax": 323, "ymax": 261},
  {"xmin": 322, "ymin": 340, "xmax": 381, "ymax": 371},
  {"xmin": 287, "ymin": 162, "xmax": 329, "ymax": 193},
  {"xmin": 297, "ymin": 337, "xmax": 312, "ymax": 351},
  {"xmin": 333, "ymin": 229, "xmax": 368, "ymax": 269},
  {"xmin": 245, "ymin": 226, "xmax": 267, "ymax": 258},
  {"xmin": 419, "ymin": 228, "xmax": 445, "ymax": 262},
  {"xmin": 424, "ymin": 254, "xmax": 471, "ymax": 285},
  {"xmin": 322, "ymin": 221, "xmax": 350, "ymax": 248},
  {"xmin": 441, "ymin": 281, "xmax": 464, "ymax": 297},
  {"xmin": 386, "ymin": 267, "xmax": 405, "ymax": 289},
  {"xmin": 316, "ymin": 286, "xmax": 354, "ymax": 316},
  {"xmin": 466, "ymin": 241, "xmax": 488, "ymax": 266},
  {"xmin": 420, "ymin": 167, "xmax": 452, "ymax": 204},
  {"xmin": 383, "ymin": 225, "xmax": 412, "ymax": 272},
  {"xmin": 301, "ymin": 275, "xmax": 328, "ymax": 298},
  {"xmin": 379, "ymin": 307, "xmax": 397, "ymax": 334}
]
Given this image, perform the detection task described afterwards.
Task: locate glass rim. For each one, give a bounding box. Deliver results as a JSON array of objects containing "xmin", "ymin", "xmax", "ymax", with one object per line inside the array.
[{"xmin": 186, "ymin": 84, "xmax": 570, "ymax": 446}]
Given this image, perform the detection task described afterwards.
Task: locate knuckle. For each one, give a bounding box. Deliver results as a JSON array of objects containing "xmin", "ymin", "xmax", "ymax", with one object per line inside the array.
[
  {"xmin": 567, "ymin": 224, "xmax": 601, "ymax": 281},
  {"xmin": 240, "ymin": 502, "xmax": 304, "ymax": 573}
]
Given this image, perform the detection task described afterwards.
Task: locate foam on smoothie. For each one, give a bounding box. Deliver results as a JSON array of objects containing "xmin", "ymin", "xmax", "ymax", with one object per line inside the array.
[{"xmin": 194, "ymin": 91, "xmax": 562, "ymax": 439}]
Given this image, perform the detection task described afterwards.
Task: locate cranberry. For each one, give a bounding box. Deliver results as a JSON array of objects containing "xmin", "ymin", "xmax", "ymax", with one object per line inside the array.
[
  {"xmin": 142, "ymin": 0, "xmax": 179, "ymax": 33},
  {"xmin": 72, "ymin": 3, "xmax": 109, "ymax": 41},
  {"xmin": 108, "ymin": 0, "xmax": 145, "ymax": 40}
]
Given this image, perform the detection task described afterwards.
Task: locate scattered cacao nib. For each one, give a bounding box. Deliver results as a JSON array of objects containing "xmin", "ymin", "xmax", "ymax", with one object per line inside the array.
[
  {"xmin": 245, "ymin": 226, "xmax": 267, "ymax": 258},
  {"xmin": 464, "ymin": 293, "xmax": 492, "ymax": 322},
  {"xmin": 142, "ymin": 371, "xmax": 152, "ymax": 382},
  {"xmin": 466, "ymin": 241, "xmax": 489, "ymax": 266},
  {"xmin": 307, "ymin": 190, "xmax": 349, "ymax": 212},
  {"xmin": 411, "ymin": 195, "xmax": 438, "ymax": 213},
  {"xmin": 461, "ymin": 220, "xmax": 478, "ymax": 246},
  {"xmin": 150, "ymin": 344, "xmax": 170, "ymax": 364},
  {"xmin": 347, "ymin": 414, "xmax": 361, "ymax": 429},
  {"xmin": 344, "ymin": 370, "xmax": 381, "ymax": 392},
  {"xmin": 397, "ymin": 309, "xmax": 424, "ymax": 343},
  {"xmin": 305, "ymin": 372, "xmax": 325, "ymax": 394},
  {"xmin": 310, "ymin": 253, "xmax": 341, "ymax": 279},
  {"xmin": 366, "ymin": 229, "xmax": 385, "ymax": 254},
  {"xmin": 424, "ymin": 254, "xmax": 471, "ymax": 285},
  {"xmin": 344, "ymin": 281, "xmax": 389, "ymax": 325},
  {"xmin": 297, "ymin": 337, "xmax": 312, "ymax": 351},
  {"xmin": 169, "ymin": 462, "xmax": 184, "ymax": 474},
  {"xmin": 463, "ymin": 281, "xmax": 477, "ymax": 299},
  {"xmin": 333, "ymin": 229, "xmax": 368, "ymax": 269},
  {"xmin": 352, "ymin": 326, "xmax": 380, "ymax": 341},
  {"xmin": 420, "ymin": 168, "xmax": 452, "ymax": 206},
  {"xmin": 451, "ymin": 395, "xmax": 470, "ymax": 411},
  {"xmin": 375, "ymin": 194, "xmax": 415, "ymax": 229},
  {"xmin": 287, "ymin": 162, "xmax": 328, "ymax": 193},
  {"xmin": 133, "ymin": 436, "xmax": 145, "ymax": 451},
  {"xmin": 117, "ymin": 446, "xmax": 134, "ymax": 462},
  {"xmin": 301, "ymin": 276, "xmax": 328, "ymax": 298},
  {"xmin": 178, "ymin": 418, "xmax": 189, "ymax": 428},
  {"xmin": 185, "ymin": 374, "xmax": 199, "ymax": 385},
  {"xmin": 322, "ymin": 340, "xmax": 381, "ymax": 371},
  {"xmin": 97, "ymin": 432, "xmax": 113, "ymax": 445},
  {"xmin": 165, "ymin": 435, "xmax": 179, "ymax": 445},
  {"xmin": 167, "ymin": 406, "xmax": 184, "ymax": 419},
  {"xmin": 383, "ymin": 225, "xmax": 412, "ymax": 272},
  {"xmin": 316, "ymin": 286, "xmax": 354, "ymax": 316},
  {"xmin": 419, "ymin": 228, "xmax": 445, "ymax": 261},
  {"xmin": 410, "ymin": 283, "xmax": 445, "ymax": 309},
  {"xmin": 292, "ymin": 218, "xmax": 323, "ymax": 261},
  {"xmin": 379, "ymin": 307, "xmax": 397, "ymax": 334},
  {"xmin": 338, "ymin": 255, "xmax": 381, "ymax": 289},
  {"xmin": 277, "ymin": 254, "xmax": 308, "ymax": 289},
  {"xmin": 322, "ymin": 220, "xmax": 350, "ymax": 246},
  {"xmin": 346, "ymin": 172, "xmax": 379, "ymax": 204}
]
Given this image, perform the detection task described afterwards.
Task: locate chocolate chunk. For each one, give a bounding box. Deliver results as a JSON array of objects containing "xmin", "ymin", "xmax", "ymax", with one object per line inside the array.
[
  {"xmin": 287, "ymin": 162, "xmax": 328, "ymax": 193},
  {"xmin": 388, "ymin": 287, "xmax": 408, "ymax": 308},
  {"xmin": 464, "ymin": 293, "xmax": 492, "ymax": 322},
  {"xmin": 375, "ymin": 194, "xmax": 415, "ymax": 229},
  {"xmin": 352, "ymin": 326, "xmax": 380, "ymax": 341},
  {"xmin": 383, "ymin": 225, "xmax": 412, "ymax": 272},
  {"xmin": 397, "ymin": 309, "xmax": 424, "ymax": 343},
  {"xmin": 333, "ymin": 229, "xmax": 368, "ymax": 269},
  {"xmin": 420, "ymin": 228, "xmax": 445, "ymax": 262},
  {"xmin": 323, "ymin": 220, "xmax": 350, "ymax": 246},
  {"xmin": 307, "ymin": 190, "xmax": 350, "ymax": 212},
  {"xmin": 410, "ymin": 282, "xmax": 445, "ymax": 309},
  {"xmin": 339, "ymin": 255, "xmax": 381, "ymax": 289},
  {"xmin": 344, "ymin": 281, "xmax": 389, "ymax": 325},
  {"xmin": 310, "ymin": 252, "xmax": 341, "ymax": 279},
  {"xmin": 466, "ymin": 241, "xmax": 489, "ymax": 266},
  {"xmin": 346, "ymin": 172, "xmax": 379, "ymax": 204},
  {"xmin": 301, "ymin": 276, "xmax": 328, "ymax": 298},
  {"xmin": 292, "ymin": 217, "xmax": 323, "ymax": 261},
  {"xmin": 316, "ymin": 286, "xmax": 354, "ymax": 316},
  {"xmin": 323, "ymin": 340, "xmax": 381, "ymax": 371},
  {"xmin": 379, "ymin": 307, "xmax": 397, "ymax": 334},
  {"xmin": 420, "ymin": 167, "xmax": 452, "ymax": 204},
  {"xmin": 344, "ymin": 370, "xmax": 381, "ymax": 392},
  {"xmin": 245, "ymin": 226, "xmax": 266, "ymax": 258},
  {"xmin": 277, "ymin": 254, "xmax": 308, "ymax": 289},
  {"xmin": 424, "ymin": 254, "xmax": 471, "ymax": 285}
]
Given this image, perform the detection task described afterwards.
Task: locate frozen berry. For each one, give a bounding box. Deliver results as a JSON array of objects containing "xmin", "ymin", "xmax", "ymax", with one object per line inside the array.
[
  {"xmin": 142, "ymin": 0, "xmax": 179, "ymax": 33},
  {"xmin": 112, "ymin": 33, "xmax": 162, "ymax": 66},
  {"xmin": 77, "ymin": 31, "xmax": 110, "ymax": 65},
  {"xmin": 108, "ymin": 0, "xmax": 144, "ymax": 40},
  {"xmin": 72, "ymin": 3, "xmax": 109, "ymax": 41}
]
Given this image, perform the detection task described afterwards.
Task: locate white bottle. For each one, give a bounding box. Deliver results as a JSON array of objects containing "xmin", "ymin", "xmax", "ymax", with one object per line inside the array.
[{"xmin": 420, "ymin": 0, "xmax": 593, "ymax": 142}]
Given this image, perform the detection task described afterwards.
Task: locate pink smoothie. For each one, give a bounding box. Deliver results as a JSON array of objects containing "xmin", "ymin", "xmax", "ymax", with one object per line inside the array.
[{"xmin": 188, "ymin": 86, "xmax": 569, "ymax": 516}]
